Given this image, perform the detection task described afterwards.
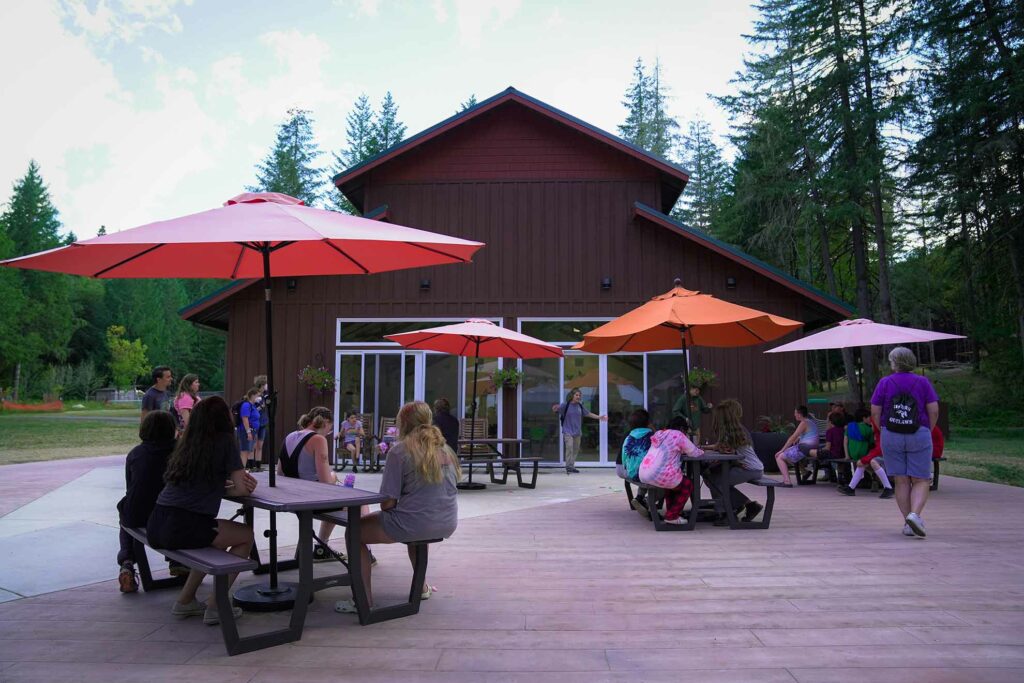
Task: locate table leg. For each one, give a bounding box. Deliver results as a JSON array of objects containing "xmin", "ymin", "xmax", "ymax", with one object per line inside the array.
[
  {"xmin": 288, "ymin": 511, "xmax": 313, "ymax": 637},
  {"xmin": 686, "ymin": 460, "xmax": 699, "ymax": 530},
  {"xmin": 721, "ymin": 461, "xmax": 740, "ymax": 529},
  {"xmin": 345, "ymin": 503, "xmax": 373, "ymax": 625}
]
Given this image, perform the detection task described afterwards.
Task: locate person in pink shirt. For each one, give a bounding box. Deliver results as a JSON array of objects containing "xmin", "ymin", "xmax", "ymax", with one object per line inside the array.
[
  {"xmin": 172, "ymin": 374, "xmax": 200, "ymax": 432},
  {"xmin": 638, "ymin": 416, "xmax": 702, "ymax": 525}
]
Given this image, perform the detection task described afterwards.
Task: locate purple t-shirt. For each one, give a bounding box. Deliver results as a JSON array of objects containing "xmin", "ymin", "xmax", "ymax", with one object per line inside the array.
[{"xmin": 871, "ymin": 372, "xmax": 939, "ymax": 430}]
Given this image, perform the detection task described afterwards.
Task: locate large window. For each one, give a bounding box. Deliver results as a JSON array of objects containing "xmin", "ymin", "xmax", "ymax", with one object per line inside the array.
[{"xmin": 518, "ymin": 320, "xmax": 610, "ymax": 344}]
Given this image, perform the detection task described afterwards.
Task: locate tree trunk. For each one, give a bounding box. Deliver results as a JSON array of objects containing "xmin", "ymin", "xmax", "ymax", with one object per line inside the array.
[
  {"xmin": 960, "ymin": 211, "xmax": 982, "ymax": 371},
  {"xmin": 831, "ymin": 0, "xmax": 878, "ymax": 391},
  {"xmin": 12, "ymin": 363, "xmax": 20, "ymax": 402},
  {"xmin": 856, "ymin": 0, "xmax": 894, "ymax": 325}
]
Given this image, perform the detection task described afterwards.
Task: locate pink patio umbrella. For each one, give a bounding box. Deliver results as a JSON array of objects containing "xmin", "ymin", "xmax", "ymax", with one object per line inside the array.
[
  {"xmin": 2, "ymin": 192, "xmax": 484, "ymax": 610},
  {"xmin": 385, "ymin": 319, "xmax": 562, "ymax": 489},
  {"xmin": 765, "ymin": 318, "xmax": 965, "ymax": 401}
]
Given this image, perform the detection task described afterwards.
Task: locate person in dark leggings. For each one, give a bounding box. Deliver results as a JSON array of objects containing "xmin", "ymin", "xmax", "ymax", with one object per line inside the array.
[
  {"xmin": 705, "ymin": 399, "xmax": 766, "ymax": 525},
  {"xmin": 147, "ymin": 396, "xmax": 257, "ymax": 625},
  {"xmin": 116, "ymin": 410, "xmax": 179, "ymax": 593}
]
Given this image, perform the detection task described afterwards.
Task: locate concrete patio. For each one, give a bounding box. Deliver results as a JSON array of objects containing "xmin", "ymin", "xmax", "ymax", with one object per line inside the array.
[{"xmin": 1, "ymin": 455, "xmax": 1023, "ymax": 682}]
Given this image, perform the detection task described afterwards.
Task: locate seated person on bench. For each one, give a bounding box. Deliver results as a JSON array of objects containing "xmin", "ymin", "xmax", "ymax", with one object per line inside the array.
[
  {"xmin": 117, "ymin": 410, "xmax": 180, "ymax": 593},
  {"xmin": 705, "ymin": 399, "xmax": 766, "ymax": 524},
  {"xmin": 618, "ymin": 408, "xmax": 653, "ymax": 516},
  {"xmin": 335, "ymin": 400, "xmax": 461, "ymax": 614},
  {"xmin": 773, "ymin": 405, "xmax": 819, "ymax": 486},
  {"xmin": 638, "ymin": 416, "xmax": 701, "ymax": 526},
  {"xmin": 146, "ymin": 396, "xmax": 257, "ymax": 626},
  {"xmin": 339, "ymin": 412, "xmax": 366, "ymax": 470},
  {"xmin": 837, "ymin": 408, "xmax": 894, "ymax": 499}
]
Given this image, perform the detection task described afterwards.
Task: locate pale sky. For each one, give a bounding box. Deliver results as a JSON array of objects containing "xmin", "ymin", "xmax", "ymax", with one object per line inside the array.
[{"xmin": 0, "ymin": 0, "xmax": 759, "ymax": 239}]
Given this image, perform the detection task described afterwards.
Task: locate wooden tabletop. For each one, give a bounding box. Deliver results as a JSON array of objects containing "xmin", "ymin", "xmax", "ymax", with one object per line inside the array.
[
  {"xmin": 457, "ymin": 437, "xmax": 528, "ymax": 444},
  {"xmin": 226, "ymin": 472, "xmax": 387, "ymax": 512}
]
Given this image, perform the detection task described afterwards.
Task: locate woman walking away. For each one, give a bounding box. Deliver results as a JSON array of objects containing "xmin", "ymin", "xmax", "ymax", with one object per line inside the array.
[
  {"xmin": 871, "ymin": 347, "xmax": 939, "ymax": 538},
  {"xmin": 706, "ymin": 399, "xmax": 766, "ymax": 524},
  {"xmin": 335, "ymin": 401, "xmax": 460, "ymax": 613},
  {"xmin": 173, "ymin": 374, "xmax": 201, "ymax": 432},
  {"xmin": 116, "ymin": 410, "xmax": 179, "ymax": 593},
  {"xmin": 773, "ymin": 406, "xmax": 819, "ymax": 486},
  {"xmin": 551, "ymin": 388, "xmax": 607, "ymax": 474},
  {"xmin": 147, "ymin": 396, "xmax": 256, "ymax": 625}
]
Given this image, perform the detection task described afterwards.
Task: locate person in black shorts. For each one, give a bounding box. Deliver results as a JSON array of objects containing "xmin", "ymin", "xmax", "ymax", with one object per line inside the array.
[{"xmin": 146, "ymin": 396, "xmax": 257, "ymax": 626}]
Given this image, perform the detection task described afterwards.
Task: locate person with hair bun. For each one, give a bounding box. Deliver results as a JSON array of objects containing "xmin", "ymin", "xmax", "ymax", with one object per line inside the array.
[{"xmin": 335, "ymin": 400, "xmax": 461, "ymax": 614}]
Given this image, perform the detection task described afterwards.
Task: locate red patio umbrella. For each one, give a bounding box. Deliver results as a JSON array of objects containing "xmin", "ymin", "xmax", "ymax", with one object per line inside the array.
[
  {"xmin": 2, "ymin": 191, "xmax": 484, "ymax": 610},
  {"xmin": 385, "ymin": 319, "xmax": 562, "ymax": 489}
]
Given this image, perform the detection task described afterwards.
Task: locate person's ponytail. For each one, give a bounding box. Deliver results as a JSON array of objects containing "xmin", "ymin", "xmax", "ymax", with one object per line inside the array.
[{"xmin": 398, "ymin": 401, "xmax": 462, "ymax": 482}]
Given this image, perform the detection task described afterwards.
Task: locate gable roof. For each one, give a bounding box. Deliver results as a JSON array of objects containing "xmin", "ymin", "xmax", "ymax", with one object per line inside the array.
[
  {"xmin": 632, "ymin": 202, "xmax": 854, "ymax": 319},
  {"xmin": 334, "ymin": 87, "xmax": 691, "ymax": 214}
]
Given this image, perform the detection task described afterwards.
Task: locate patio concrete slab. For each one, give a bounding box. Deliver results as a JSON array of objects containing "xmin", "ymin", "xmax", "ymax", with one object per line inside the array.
[{"xmin": 0, "ymin": 454, "xmax": 1022, "ymax": 681}]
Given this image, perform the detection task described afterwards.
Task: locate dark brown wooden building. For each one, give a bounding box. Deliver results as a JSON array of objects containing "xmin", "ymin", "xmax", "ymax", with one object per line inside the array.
[{"xmin": 183, "ymin": 87, "xmax": 851, "ymax": 467}]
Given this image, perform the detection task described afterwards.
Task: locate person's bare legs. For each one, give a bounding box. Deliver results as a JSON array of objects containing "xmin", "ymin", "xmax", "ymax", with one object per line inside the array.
[
  {"xmin": 175, "ymin": 519, "xmax": 253, "ymax": 608},
  {"xmin": 910, "ymin": 477, "xmax": 930, "ymax": 515},
  {"xmin": 253, "ymin": 440, "xmax": 263, "ymax": 468},
  {"xmin": 318, "ymin": 520, "xmax": 336, "ymax": 545},
  {"xmin": 893, "ymin": 475, "xmax": 912, "ymax": 518},
  {"xmin": 346, "ymin": 512, "xmax": 396, "ymax": 608},
  {"xmin": 775, "ymin": 453, "xmax": 792, "ymax": 485}
]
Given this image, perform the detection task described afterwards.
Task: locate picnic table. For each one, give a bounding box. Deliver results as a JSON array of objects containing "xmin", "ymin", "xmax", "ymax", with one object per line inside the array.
[
  {"xmin": 225, "ymin": 473, "xmax": 387, "ymax": 651},
  {"xmin": 456, "ymin": 437, "xmax": 540, "ymax": 489}
]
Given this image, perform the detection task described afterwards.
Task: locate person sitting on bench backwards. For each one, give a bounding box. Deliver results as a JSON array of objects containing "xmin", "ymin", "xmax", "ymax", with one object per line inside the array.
[
  {"xmin": 335, "ymin": 400, "xmax": 461, "ymax": 614},
  {"xmin": 146, "ymin": 396, "xmax": 257, "ymax": 626},
  {"xmin": 705, "ymin": 399, "xmax": 766, "ymax": 524}
]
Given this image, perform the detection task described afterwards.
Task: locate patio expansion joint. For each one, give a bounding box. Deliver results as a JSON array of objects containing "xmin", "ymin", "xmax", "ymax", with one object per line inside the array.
[{"xmin": 0, "ymin": 466, "xmax": 99, "ymax": 518}]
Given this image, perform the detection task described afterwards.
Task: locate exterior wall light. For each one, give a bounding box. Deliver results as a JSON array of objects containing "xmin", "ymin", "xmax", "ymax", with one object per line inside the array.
[
  {"xmin": 726, "ymin": 276, "xmax": 737, "ymax": 289},
  {"xmin": 601, "ymin": 277, "xmax": 613, "ymax": 290},
  {"xmin": 420, "ymin": 278, "xmax": 431, "ymax": 291}
]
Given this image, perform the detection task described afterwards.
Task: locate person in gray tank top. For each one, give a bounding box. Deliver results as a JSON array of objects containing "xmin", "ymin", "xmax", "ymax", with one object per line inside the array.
[{"xmin": 335, "ymin": 400, "xmax": 461, "ymax": 615}]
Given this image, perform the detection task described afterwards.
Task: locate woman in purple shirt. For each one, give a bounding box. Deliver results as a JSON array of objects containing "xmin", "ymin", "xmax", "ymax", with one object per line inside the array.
[{"xmin": 870, "ymin": 347, "xmax": 940, "ymax": 538}]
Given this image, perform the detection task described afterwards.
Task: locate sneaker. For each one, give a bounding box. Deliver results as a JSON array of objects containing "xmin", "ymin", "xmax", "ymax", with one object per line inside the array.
[
  {"xmin": 664, "ymin": 517, "xmax": 686, "ymax": 526},
  {"xmin": 118, "ymin": 562, "xmax": 138, "ymax": 593},
  {"xmin": 171, "ymin": 598, "xmax": 206, "ymax": 619},
  {"xmin": 203, "ymin": 605, "xmax": 243, "ymax": 626},
  {"xmin": 742, "ymin": 501, "xmax": 764, "ymax": 521},
  {"xmin": 420, "ymin": 585, "xmax": 435, "ymax": 600},
  {"xmin": 167, "ymin": 560, "xmax": 189, "ymax": 578},
  {"xmin": 334, "ymin": 598, "xmax": 358, "ymax": 614},
  {"xmin": 837, "ymin": 485, "xmax": 855, "ymax": 496},
  {"xmin": 713, "ymin": 514, "xmax": 730, "ymax": 527},
  {"xmin": 879, "ymin": 488, "xmax": 894, "ymax": 499},
  {"xmin": 902, "ymin": 524, "xmax": 915, "ymax": 537},
  {"xmin": 630, "ymin": 498, "xmax": 651, "ymax": 520},
  {"xmin": 312, "ymin": 544, "xmax": 345, "ymax": 563},
  {"xmin": 906, "ymin": 512, "xmax": 926, "ymax": 537},
  {"xmin": 569, "ymin": 467, "xmax": 581, "ymax": 473}
]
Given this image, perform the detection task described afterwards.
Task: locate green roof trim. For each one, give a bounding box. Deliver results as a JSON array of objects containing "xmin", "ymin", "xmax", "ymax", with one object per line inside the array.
[{"xmin": 633, "ymin": 202, "xmax": 855, "ymax": 316}]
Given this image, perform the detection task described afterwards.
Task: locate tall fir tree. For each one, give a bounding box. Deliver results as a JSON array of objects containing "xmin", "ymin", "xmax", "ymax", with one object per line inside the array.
[
  {"xmin": 329, "ymin": 94, "xmax": 376, "ymax": 214},
  {"xmin": 618, "ymin": 57, "xmax": 679, "ymax": 158},
  {"xmin": 368, "ymin": 91, "xmax": 407, "ymax": 156},
  {"xmin": 458, "ymin": 94, "xmax": 478, "ymax": 113},
  {"xmin": 250, "ymin": 108, "xmax": 323, "ymax": 207},
  {"xmin": 674, "ymin": 117, "xmax": 730, "ymax": 235}
]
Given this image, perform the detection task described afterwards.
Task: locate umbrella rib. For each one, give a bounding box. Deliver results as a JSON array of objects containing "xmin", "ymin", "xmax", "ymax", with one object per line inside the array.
[
  {"xmin": 93, "ymin": 244, "xmax": 165, "ymax": 277},
  {"xmin": 403, "ymin": 242, "xmax": 470, "ymax": 263},
  {"xmin": 737, "ymin": 321, "xmax": 768, "ymax": 343},
  {"xmin": 322, "ymin": 240, "xmax": 370, "ymax": 274},
  {"xmin": 399, "ymin": 332, "xmax": 445, "ymax": 348},
  {"xmin": 498, "ymin": 337, "xmax": 520, "ymax": 358},
  {"xmin": 230, "ymin": 243, "xmax": 246, "ymax": 279}
]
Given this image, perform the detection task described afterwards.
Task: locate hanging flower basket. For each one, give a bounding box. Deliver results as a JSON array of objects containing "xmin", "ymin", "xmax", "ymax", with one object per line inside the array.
[
  {"xmin": 298, "ymin": 364, "xmax": 335, "ymax": 393},
  {"xmin": 688, "ymin": 366, "xmax": 717, "ymax": 391},
  {"xmin": 491, "ymin": 367, "xmax": 524, "ymax": 389}
]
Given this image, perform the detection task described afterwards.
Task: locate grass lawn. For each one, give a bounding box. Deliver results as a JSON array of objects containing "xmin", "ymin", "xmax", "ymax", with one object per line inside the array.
[
  {"xmin": 943, "ymin": 431, "xmax": 1024, "ymax": 488},
  {"xmin": 0, "ymin": 414, "xmax": 138, "ymax": 466}
]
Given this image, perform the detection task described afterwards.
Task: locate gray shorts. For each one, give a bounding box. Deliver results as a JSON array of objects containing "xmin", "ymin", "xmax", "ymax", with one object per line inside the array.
[{"xmin": 880, "ymin": 427, "xmax": 932, "ymax": 478}]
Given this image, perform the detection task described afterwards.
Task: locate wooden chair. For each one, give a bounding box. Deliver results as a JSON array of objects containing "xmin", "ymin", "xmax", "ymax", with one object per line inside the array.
[
  {"xmin": 458, "ymin": 417, "xmax": 491, "ymax": 456},
  {"xmin": 335, "ymin": 413, "xmax": 373, "ymax": 471},
  {"xmin": 371, "ymin": 416, "xmax": 397, "ymax": 471}
]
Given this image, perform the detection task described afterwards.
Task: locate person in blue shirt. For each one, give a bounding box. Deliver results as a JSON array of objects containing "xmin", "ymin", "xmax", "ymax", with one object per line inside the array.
[{"xmin": 238, "ymin": 387, "xmax": 262, "ymax": 471}]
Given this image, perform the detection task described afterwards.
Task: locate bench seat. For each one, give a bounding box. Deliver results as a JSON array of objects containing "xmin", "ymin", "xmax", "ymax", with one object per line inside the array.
[
  {"xmin": 122, "ymin": 525, "xmax": 269, "ymax": 656},
  {"xmin": 622, "ymin": 473, "xmax": 780, "ymax": 531},
  {"xmin": 458, "ymin": 456, "xmax": 541, "ymax": 488},
  {"xmin": 310, "ymin": 510, "xmax": 442, "ymax": 625}
]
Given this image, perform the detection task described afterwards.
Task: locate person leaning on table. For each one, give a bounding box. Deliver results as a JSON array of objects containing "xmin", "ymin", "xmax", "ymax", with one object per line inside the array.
[{"xmin": 870, "ymin": 346, "xmax": 939, "ymax": 539}]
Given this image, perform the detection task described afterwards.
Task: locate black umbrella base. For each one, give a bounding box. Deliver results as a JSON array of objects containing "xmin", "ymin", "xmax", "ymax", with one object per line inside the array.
[
  {"xmin": 456, "ymin": 481, "xmax": 486, "ymax": 490},
  {"xmin": 233, "ymin": 581, "xmax": 311, "ymax": 612}
]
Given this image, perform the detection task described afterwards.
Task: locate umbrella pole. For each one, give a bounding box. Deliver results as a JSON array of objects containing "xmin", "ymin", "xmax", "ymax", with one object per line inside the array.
[
  {"xmin": 234, "ymin": 244, "xmax": 300, "ymax": 612},
  {"xmin": 458, "ymin": 341, "xmax": 486, "ymax": 490},
  {"xmin": 679, "ymin": 328, "xmax": 693, "ymax": 425}
]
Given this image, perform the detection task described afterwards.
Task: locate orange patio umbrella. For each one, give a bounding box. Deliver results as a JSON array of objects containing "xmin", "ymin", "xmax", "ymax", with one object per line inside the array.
[{"xmin": 573, "ymin": 279, "xmax": 803, "ymax": 419}]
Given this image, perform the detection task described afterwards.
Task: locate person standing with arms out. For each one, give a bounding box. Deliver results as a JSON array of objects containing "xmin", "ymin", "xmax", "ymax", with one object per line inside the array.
[
  {"xmin": 551, "ymin": 388, "xmax": 607, "ymax": 475},
  {"xmin": 871, "ymin": 347, "xmax": 940, "ymax": 538},
  {"xmin": 141, "ymin": 366, "xmax": 173, "ymax": 421}
]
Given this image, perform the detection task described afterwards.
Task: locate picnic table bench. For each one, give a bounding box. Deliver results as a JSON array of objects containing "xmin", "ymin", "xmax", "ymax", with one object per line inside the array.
[
  {"xmin": 457, "ymin": 437, "xmax": 541, "ymax": 489},
  {"xmin": 310, "ymin": 509, "xmax": 442, "ymax": 625},
  {"xmin": 621, "ymin": 451, "xmax": 781, "ymax": 531},
  {"xmin": 121, "ymin": 526, "xmax": 263, "ymax": 656}
]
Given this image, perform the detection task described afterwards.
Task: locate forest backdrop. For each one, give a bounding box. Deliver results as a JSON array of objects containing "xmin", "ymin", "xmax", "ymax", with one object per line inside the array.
[{"xmin": 1, "ymin": 0, "xmax": 1020, "ymax": 404}]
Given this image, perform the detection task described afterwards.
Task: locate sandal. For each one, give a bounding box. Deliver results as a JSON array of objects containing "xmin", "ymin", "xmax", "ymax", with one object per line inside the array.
[{"xmin": 421, "ymin": 585, "xmax": 436, "ymax": 600}]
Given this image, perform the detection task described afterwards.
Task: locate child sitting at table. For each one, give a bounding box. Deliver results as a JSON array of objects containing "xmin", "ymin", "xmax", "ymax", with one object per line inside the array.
[
  {"xmin": 146, "ymin": 396, "xmax": 257, "ymax": 626},
  {"xmin": 618, "ymin": 408, "xmax": 654, "ymax": 517},
  {"xmin": 705, "ymin": 399, "xmax": 766, "ymax": 525},
  {"xmin": 638, "ymin": 416, "xmax": 702, "ymax": 526},
  {"xmin": 837, "ymin": 408, "xmax": 893, "ymax": 499},
  {"xmin": 339, "ymin": 412, "xmax": 365, "ymax": 470}
]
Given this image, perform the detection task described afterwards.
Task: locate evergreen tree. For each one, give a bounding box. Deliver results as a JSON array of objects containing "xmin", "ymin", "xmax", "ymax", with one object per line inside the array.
[
  {"xmin": 674, "ymin": 118, "xmax": 730, "ymax": 235},
  {"xmin": 458, "ymin": 94, "xmax": 478, "ymax": 113},
  {"xmin": 368, "ymin": 91, "xmax": 407, "ymax": 156},
  {"xmin": 250, "ymin": 108, "xmax": 323, "ymax": 207},
  {"xmin": 618, "ymin": 57, "xmax": 679, "ymax": 158},
  {"xmin": 329, "ymin": 94, "xmax": 376, "ymax": 214},
  {"xmin": 0, "ymin": 162, "xmax": 76, "ymax": 393}
]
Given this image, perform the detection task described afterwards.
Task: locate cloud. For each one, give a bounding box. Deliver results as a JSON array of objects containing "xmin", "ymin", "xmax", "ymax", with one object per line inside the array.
[
  {"xmin": 452, "ymin": 0, "xmax": 522, "ymax": 49},
  {"xmin": 58, "ymin": 0, "xmax": 192, "ymax": 45},
  {"xmin": 333, "ymin": 0, "xmax": 381, "ymax": 18},
  {"xmin": 431, "ymin": 0, "xmax": 448, "ymax": 23}
]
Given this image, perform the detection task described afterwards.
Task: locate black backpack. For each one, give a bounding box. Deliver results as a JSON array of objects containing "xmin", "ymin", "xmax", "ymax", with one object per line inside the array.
[
  {"xmin": 885, "ymin": 392, "xmax": 919, "ymax": 434},
  {"xmin": 278, "ymin": 432, "xmax": 316, "ymax": 479},
  {"xmin": 230, "ymin": 400, "xmax": 243, "ymax": 428}
]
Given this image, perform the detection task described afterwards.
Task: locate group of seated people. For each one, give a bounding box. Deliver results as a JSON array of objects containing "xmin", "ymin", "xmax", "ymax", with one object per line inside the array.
[
  {"xmin": 773, "ymin": 402, "xmax": 944, "ymax": 497},
  {"xmin": 336, "ymin": 398, "xmax": 460, "ymax": 472},
  {"xmin": 616, "ymin": 398, "xmax": 766, "ymax": 526},
  {"xmin": 116, "ymin": 396, "xmax": 461, "ymax": 626}
]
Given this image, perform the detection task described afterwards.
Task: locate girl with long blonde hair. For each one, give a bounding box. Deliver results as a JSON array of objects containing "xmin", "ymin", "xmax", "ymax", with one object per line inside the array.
[
  {"xmin": 707, "ymin": 399, "xmax": 766, "ymax": 524},
  {"xmin": 334, "ymin": 401, "xmax": 460, "ymax": 614}
]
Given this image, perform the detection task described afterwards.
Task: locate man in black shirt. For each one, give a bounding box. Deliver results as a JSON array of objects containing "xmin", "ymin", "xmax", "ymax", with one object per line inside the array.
[
  {"xmin": 432, "ymin": 398, "xmax": 460, "ymax": 455},
  {"xmin": 141, "ymin": 366, "xmax": 173, "ymax": 421}
]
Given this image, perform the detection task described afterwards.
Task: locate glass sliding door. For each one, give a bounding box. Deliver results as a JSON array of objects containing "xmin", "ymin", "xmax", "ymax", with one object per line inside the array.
[
  {"xmin": 562, "ymin": 353, "xmax": 601, "ymax": 463},
  {"xmin": 424, "ymin": 353, "xmax": 460, "ymax": 410},
  {"xmin": 521, "ymin": 357, "xmax": 561, "ymax": 462},
  {"xmin": 606, "ymin": 355, "xmax": 645, "ymax": 457},
  {"xmin": 463, "ymin": 357, "xmax": 498, "ymax": 437},
  {"xmin": 646, "ymin": 353, "xmax": 686, "ymax": 429}
]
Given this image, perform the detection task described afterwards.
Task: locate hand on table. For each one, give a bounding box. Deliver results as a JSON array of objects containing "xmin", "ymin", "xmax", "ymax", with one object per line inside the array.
[{"xmin": 241, "ymin": 471, "xmax": 258, "ymax": 493}]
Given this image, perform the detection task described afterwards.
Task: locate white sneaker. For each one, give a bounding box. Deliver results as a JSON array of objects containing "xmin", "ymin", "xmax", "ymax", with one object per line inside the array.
[
  {"xmin": 906, "ymin": 512, "xmax": 926, "ymax": 537},
  {"xmin": 203, "ymin": 605, "xmax": 243, "ymax": 626},
  {"xmin": 663, "ymin": 517, "xmax": 686, "ymax": 526},
  {"xmin": 902, "ymin": 524, "xmax": 915, "ymax": 537},
  {"xmin": 170, "ymin": 599, "xmax": 205, "ymax": 619}
]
